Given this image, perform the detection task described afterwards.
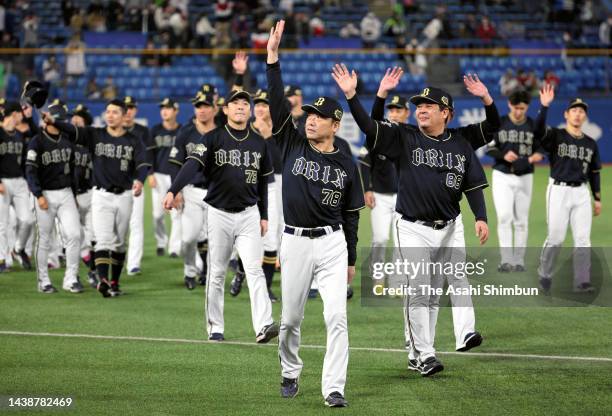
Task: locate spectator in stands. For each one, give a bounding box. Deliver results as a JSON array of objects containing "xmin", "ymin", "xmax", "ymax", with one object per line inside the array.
[
  {"xmin": 383, "ymin": 10, "xmax": 406, "ymax": 38},
  {"xmin": 61, "ymin": 0, "xmax": 77, "ymax": 26},
  {"xmin": 22, "ymin": 13, "xmax": 38, "ymax": 48},
  {"xmin": 518, "ymin": 69, "xmax": 539, "ymax": 95},
  {"xmin": 340, "ymin": 23, "xmax": 360, "ymax": 38},
  {"xmin": 232, "ymin": 14, "xmax": 251, "ymax": 48},
  {"xmin": 107, "ymin": 0, "xmax": 124, "ymax": 31},
  {"xmin": 422, "ymin": 13, "xmax": 442, "ymax": 48},
  {"xmin": 102, "ymin": 77, "xmax": 117, "ymax": 100},
  {"xmin": 86, "ymin": 0, "xmax": 107, "ymax": 31},
  {"xmin": 360, "ymin": 12, "xmax": 382, "ymax": 48},
  {"xmin": 599, "ymin": 15, "xmax": 611, "ymax": 45},
  {"xmin": 296, "ymin": 12, "xmax": 310, "ymax": 45},
  {"xmin": 86, "ymin": 78, "xmax": 101, "ymax": 100},
  {"xmin": 404, "ymin": 38, "xmax": 427, "ymax": 76},
  {"xmin": 195, "ymin": 14, "xmax": 215, "ymax": 48},
  {"xmin": 170, "ymin": 0, "xmax": 188, "ymax": 14},
  {"xmin": 476, "ymin": 16, "xmax": 497, "ymax": 42},
  {"xmin": 543, "ymin": 69, "xmax": 560, "ymax": 90},
  {"xmin": 214, "ymin": 0, "xmax": 234, "ymax": 48},
  {"xmin": 169, "ymin": 7, "xmax": 188, "ymax": 46},
  {"xmin": 70, "ymin": 9, "xmax": 86, "ymax": 33},
  {"xmin": 141, "ymin": 39, "xmax": 159, "ymax": 67},
  {"xmin": 158, "ymin": 31, "xmax": 173, "ymax": 66},
  {"xmin": 435, "ymin": 5, "xmax": 453, "ymax": 40},
  {"xmin": 459, "ymin": 13, "xmax": 478, "ymax": 38},
  {"xmin": 403, "ymin": 0, "xmax": 419, "ymax": 14},
  {"xmin": 154, "ymin": 2, "xmax": 172, "ymax": 32},
  {"xmin": 65, "ymin": 34, "xmax": 86, "ymax": 80},
  {"xmin": 499, "ymin": 69, "xmax": 519, "ymax": 96},
  {"xmin": 42, "ymin": 56, "xmax": 61, "ymax": 84},
  {"xmin": 310, "ymin": 12, "xmax": 325, "ymax": 37},
  {"xmin": 580, "ymin": 0, "xmax": 594, "ymax": 25},
  {"xmin": 283, "ymin": 10, "xmax": 299, "ymax": 49}
]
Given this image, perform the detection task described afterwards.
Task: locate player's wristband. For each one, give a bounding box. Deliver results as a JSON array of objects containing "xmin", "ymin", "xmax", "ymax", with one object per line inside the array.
[{"xmin": 476, "ymin": 217, "xmax": 487, "ymax": 223}]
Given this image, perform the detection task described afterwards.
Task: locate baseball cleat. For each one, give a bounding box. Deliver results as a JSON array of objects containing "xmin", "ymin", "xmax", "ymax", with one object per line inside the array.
[
  {"xmin": 97, "ymin": 279, "xmax": 111, "ymax": 298},
  {"xmin": 256, "ymin": 323, "xmax": 279, "ymax": 344},
  {"xmin": 156, "ymin": 248, "xmax": 165, "ymax": 257},
  {"xmin": 228, "ymin": 259, "xmax": 238, "ymax": 272},
  {"xmin": 420, "ymin": 356, "xmax": 444, "ymax": 377},
  {"xmin": 573, "ymin": 282, "xmax": 595, "ymax": 293},
  {"xmin": 198, "ymin": 275, "xmax": 207, "ymax": 286},
  {"xmin": 513, "ymin": 264, "xmax": 526, "ymax": 272},
  {"xmin": 87, "ymin": 271, "xmax": 99, "ymax": 288},
  {"xmin": 127, "ymin": 267, "xmax": 141, "ymax": 276},
  {"xmin": 408, "ymin": 359, "xmax": 421, "ymax": 372},
  {"xmin": 38, "ymin": 284, "xmax": 57, "ymax": 294},
  {"xmin": 497, "ymin": 263, "xmax": 513, "ymax": 273},
  {"xmin": 456, "ymin": 331, "xmax": 483, "ymax": 352},
  {"xmin": 280, "ymin": 377, "xmax": 299, "ymax": 398},
  {"xmin": 308, "ymin": 288, "xmax": 318, "ymax": 299},
  {"xmin": 169, "ymin": 252, "xmax": 179, "ymax": 258},
  {"xmin": 209, "ymin": 333, "xmax": 224, "ymax": 342},
  {"xmin": 347, "ymin": 285, "xmax": 354, "ymax": 299},
  {"xmin": 184, "ymin": 276, "xmax": 196, "ymax": 290},
  {"xmin": 109, "ymin": 283, "xmax": 122, "ymax": 297},
  {"xmin": 14, "ymin": 250, "xmax": 33, "ymax": 270},
  {"xmin": 539, "ymin": 277, "xmax": 552, "ymax": 295},
  {"xmin": 229, "ymin": 272, "xmax": 245, "ymax": 296},
  {"xmin": 325, "ymin": 391, "xmax": 348, "ymax": 407},
  {"xmin": 63, "ymin": 280, "xmax": 84, "ymax": 294},
  {"xmin": 268, "ymin": 289, "xmax": 278, "ymax": 303}
]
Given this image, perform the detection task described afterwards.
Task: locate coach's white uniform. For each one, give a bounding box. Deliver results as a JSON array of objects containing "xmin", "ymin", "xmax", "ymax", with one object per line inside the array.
[{"xmin": 34, "ymin": 189, "xmax": 80, "ymax": 288}]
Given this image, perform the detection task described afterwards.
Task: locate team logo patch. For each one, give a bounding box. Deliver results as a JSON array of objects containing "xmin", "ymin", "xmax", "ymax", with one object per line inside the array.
[
  {"xmin": 169, "ymin": 147, "xmax": 178, "ymax": 158},
  {"xmin": 441, "ymin": 96, "xmax": 449, "ymax": 106},
  {"xmin": 192, "ymin": 144, "xmax": 207, "ymax": 157},
  {"xmin": 334, "ymin": 109, "xmax": 343, "ymax": 120},
  {"xmin": 27, "ymin": 149, "xmax": 37, "ymax": 161},
  {"xmin": 314, "ymin": 97, "xmax": 325, "ymax": 106},
  {"xmin": 421, "ymin": 88, "xmax": 430, "ymax": 97},
  {"xmin": 391, "ymin": 96, "xmax": 399, "ymax": 104}
]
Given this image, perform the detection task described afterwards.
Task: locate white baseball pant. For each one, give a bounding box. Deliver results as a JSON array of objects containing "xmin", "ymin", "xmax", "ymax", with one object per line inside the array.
[
  {"xmin": 279, "ymin": 227, "xmax": 348, "ymax": 398},
  {"xmin": 181, "ymin": 185, "xmax": 207, "ymax": 278},
  {"xmin": 206, "ymin": 204, "xmax": 273, "ymax": 336},
  {"xmin": 76, "ymin": 190, "xmax": 94, "ymax": 254},
  {"xmin": 152, "ymin": 172, "xmax": 182, "ymax": 253},
  {"xmin": 0, "ymin": 177, "xmax": 35, "ymax": 262},
  {"xmin": 127, "ymin": 191, "xmax": 144, "ymax": 270},
  {"xmin": 92, "ymin": 189, "xmax": 133, "ymax": 252},
  {"xmin": 33, "ymin": 188, "xmax": 80, "ymax": 288},
  {"xmin": 263, "ymin": 181, "xmax": 279, "ymax": 252},
  {"xmin": 538, "ymin": 179, "xmax": 592, "ymax": 286},
  {"xmin": 396, "ymin": 213, "xmax": 475, "ymax": 361},
  {"xmin": 492, "ymin": 170, "xmax": 533, "ymax": 267}
]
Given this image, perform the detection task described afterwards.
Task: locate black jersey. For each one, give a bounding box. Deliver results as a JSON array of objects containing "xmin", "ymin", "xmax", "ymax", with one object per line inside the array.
[
  {"xmin": 0, "ymin": 127, "xmax": 27, "ymax": 180},
  {"xmin": 168, "ymin": 120, "xmax": 208, "ymax": 189},
  {"xmin": 150, "ymin": 123, "xmax": 180, "ymax": 175},
  {"xmin": 54, "ymin": 121, "xmax": 150, "ymax": 191},
  {"xmin": 25, "ymin": 130, "xmax": 74, "ymax": 197},
  {"xmin": 267, "ymin": 63, "xmax": 365, "ymax": 228},
  {"xmin": 541, "ymin": 127, "xmax": 601, "ymax": 183},
  {"xmin": 127, "ymin": 122, "xmax": 154, "ymax": 173},
  {"xmin": 487, "ymin": 113, "xmax": 545, "ymax": 176},
  {"xmin": 358, "ymin": 148, "xmax": 398, "ymax": 194},
  {"xmin": 73, "ymin": 143, "xmax": 93, "ymax": 194},
  {"xmin": 186, "ymin": 125, "xmax": 273, "ymax": 212}
]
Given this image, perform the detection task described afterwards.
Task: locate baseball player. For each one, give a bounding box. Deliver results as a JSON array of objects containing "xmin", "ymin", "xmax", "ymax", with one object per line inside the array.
[
  {"xmin": 537, "ymin": 91, "xmax": 602, "ymax": 294},
  {"xmin": 149, "ymin": 98, "xmax": 182, "ymax": 263},
  {"xmin": 43, "ymin": 99, "xmax": 150, "ymax": 297},
  {"xmin": 0, "ymin": 101, "xmax": 35, "ymax": 273},
  {"xmin": 486, "ymin": 89, "xmax": 548, "ymax": 272},
  {"xmin": 267, "ymin": 21, "xmax": 365, "ymax": 407},
  {"xmin": 335, "ymin": 64, "xmax": 499, "ymax": 376},
  {"xmin": 25, "ymin": 100, "xmax": 82, "ymax": 293},
  {"xmin": 124, "ymin": 96, "xmax": 156, "ymax": 277},
  {"xmin": 167, "ymin": 91, "xmax": 217, "ymax": 289},
  {"xmin": 71, "ymin": 104, "xmax": 98, "ymax": 288},
  {"xmin": 163, "ymin": 89, "xmax": 279, "ymax": 344}
]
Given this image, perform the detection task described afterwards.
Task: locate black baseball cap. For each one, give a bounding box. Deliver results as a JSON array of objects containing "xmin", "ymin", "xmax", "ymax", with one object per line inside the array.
[
  {"xmin": 566, "ymin": 97, "xmax": 588, "ymax": 113},
  {"xmin": 302, "ymin": 96, "xmax": 343, "ymax": 122},
  {"xmin": 410, "ymin": 87, "xmax": 454, "ymax": 110},
  {"xmin": 159, "ymin": 97, "xmax": 179, "ymax": 109},
  {"xmin": 48, "ymin": 99, "xmax": 69, "ymax": 121},
  {"xmin": 71, "ymin": 104, "xmax": 93, "ymax": 126},
  {"xmin": 253, "ymin": 89, "xmax": 269, "ymax": 104},
  {"xmin": 123, "ymin": 96, "xmax": 138, "ymax": 108},
  {"xmin": 386, "ymin": 95, "xmax": 409, "ymax": 109},
  {"xmin": 2, "ymin": 101, "xmax": 22, "ymax": 116},
  {"xmin": 191, "ymin": 91, "xmax": 214, "ymax": 106},
  {"xmin": 225, "ymin": 90, "xmax": 251, "ymax": 104},
  {"xmin": 284, "ymin": 85, "xmax": 302, "ymax": 97},
  {"xmin": 201, "ymin": 83, "xmax": 218, "ymax": 96}
]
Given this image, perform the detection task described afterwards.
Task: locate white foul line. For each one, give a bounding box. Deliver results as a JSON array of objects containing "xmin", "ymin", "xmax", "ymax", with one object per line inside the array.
[{"xmin": 1, "ymin": 330, "xmax": 611, "ymax": 363}]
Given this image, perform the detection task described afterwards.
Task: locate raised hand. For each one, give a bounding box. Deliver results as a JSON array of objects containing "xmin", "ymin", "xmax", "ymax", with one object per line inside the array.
[
  {"xmin": 331, "ymin": 63, "xmax": 358, "ymax": 99},
  {"xmin": 267, "ymin": 20, "xmax": 285, "ymax": 63},
  {"xmin": 232, "ymin": 50, "xmax": 249, "ymax": 75},
  {"xmin": 539, "ymin": 83, "xmax": 555, "ymax": 107},
  {"xmin": 377, "ymin": 66, "xmax": 404, "ymax": 98},
  {"xmin": 464, "ymin": 73, "xmax": 489, "ymax": 99}
]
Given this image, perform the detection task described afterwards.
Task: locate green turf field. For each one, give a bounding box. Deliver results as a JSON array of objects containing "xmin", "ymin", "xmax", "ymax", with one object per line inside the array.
[{"xmin": 1, "ymin": 167, "xmax": 611, "ymax": 415}]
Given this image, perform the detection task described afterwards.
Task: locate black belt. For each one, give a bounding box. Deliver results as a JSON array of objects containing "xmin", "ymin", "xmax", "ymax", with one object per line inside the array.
[
  {"xmin": 401, "ymin": 215, "xmax": 455, "ymax": 230},
  {"xmin": 553, "ymin": 180, "xmax": 582, "ymax": 187},
  {"xmin": 94, "ymin": 186, "xmax": 127, "ymax": 194},
  {"xmin": 216, "ymin": 206, "xmax": 247, "ymax": 214},
  {"xmin": 284, "ymin": 224, "xmax": 341, "ymax": 239}
]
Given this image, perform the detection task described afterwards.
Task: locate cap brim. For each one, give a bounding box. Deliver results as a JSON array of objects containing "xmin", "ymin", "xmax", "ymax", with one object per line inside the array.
[
  {"xmin": 253, "ymin": 98, "xmax": 269, "ymax": 104},
  {"xmin": 386, "ymin": 103, "xmax": 406, "ymax": 109},
  {"xmin": 409, "ymin": 95, "xmax": 440, "ymax": 106},
  {"xmin": 192, "ymin": 100, "xmax": 213, "ymax": 106},
  {"xmin": 567, "ymin": 103, "xmax": 588, "ymax": 112},
  {"xmin": 227, "ymin": 91, "xmax": 251, "ymax": 103},
  {"xmin": 302, "ymin": 104, "xmax": 332, "ymax": 119}
]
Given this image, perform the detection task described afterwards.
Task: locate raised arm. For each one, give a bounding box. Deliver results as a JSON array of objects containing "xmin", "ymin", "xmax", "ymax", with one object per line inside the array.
[
  {"xmin": 266, "ymin": 20, "xmax": 295, "ymax": 136},
  {"xmin": 231, "ymin": 50, "xmax": 249, "ymax": 91},
  {"xmin": 43, "ymin": 112, "xmax": 94, "ymax": 147},
  {"xmin": 458, "ymin": 74, "xmax": 501, "ymax": 150},
  {"xmin": 371, "ymin": 67, "xmax": 404, "ymax": 120}
]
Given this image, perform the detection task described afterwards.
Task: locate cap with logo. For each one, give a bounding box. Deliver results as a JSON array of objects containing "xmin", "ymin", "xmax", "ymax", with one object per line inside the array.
[
  {"xmin": 225, "ymin": 90, "xmax": 251, "ymax": 104},
  {"xmin": 123, "ymin": 96, "xmax": 138, "ymax": 108},
  {"xmin": 159, "ymin": 97, "xmax": 179, "ymax": 109},
  {"xmin": 566, "ymin": 97, "xmax": 588, "ymax": 113},
  {"xmin": 302, "ymin": 96, "xmax": 343, "ymax": 121},
  {"xmin": 386, "ymin": 95, "xmax": 409, "ymax": 109},
  {"xmin": 284, "ymin": 85, "xmax": 302, "ymax": 97},
  {"xmin": 410, "ymin": 87, "xmax": 454, "ymax": 110},
  {"xmin": 21, "ymin": 80, "xmax": 48, "ymax": 108},
  {"xmin": 191, "ymin": 91, "xmax": 214, "ymax": 106},
  {"xmin": 201, "ymin": 83, "xmax": 218, "ymax": 96},
  {"xmin": 71, "ymin": 104, "xmax": 93, "ymax": 126},
  {"xmin": 48, "ymin": 99, "xmax": 69, "ymax": 121},
  {"xmin": 253, "ymin": 89, "xmax": 269, "ymax": 104}
]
